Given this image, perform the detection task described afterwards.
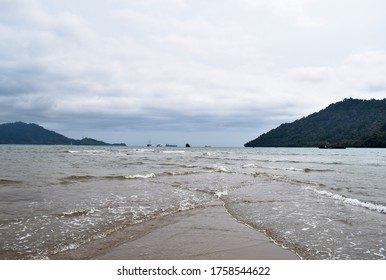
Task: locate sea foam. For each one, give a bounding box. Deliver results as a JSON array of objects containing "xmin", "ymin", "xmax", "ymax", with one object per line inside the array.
[
  {"xmin": 124, "ymin": 173, "xmax": 156, "ymax": 179},
  {"xmin": 305, "ymin": 186, "xmax": 386, "ymax": 213}
]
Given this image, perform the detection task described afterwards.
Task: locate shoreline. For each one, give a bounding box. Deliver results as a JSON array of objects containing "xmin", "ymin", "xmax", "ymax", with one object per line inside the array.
[{"xmin": 52, "ymin": 201, "xmax": 299, "ymax": 260}]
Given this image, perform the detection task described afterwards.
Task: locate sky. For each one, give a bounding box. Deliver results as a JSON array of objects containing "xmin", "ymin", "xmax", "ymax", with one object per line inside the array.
[{"xmin": 1, "ymin": 0, "xmax": 386, "ymax": 147}]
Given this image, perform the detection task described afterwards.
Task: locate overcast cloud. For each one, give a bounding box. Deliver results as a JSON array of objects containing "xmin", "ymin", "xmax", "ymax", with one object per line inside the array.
[{"xmin": 1, "ymin": 0, "xmax": 386, "ymax": 146}]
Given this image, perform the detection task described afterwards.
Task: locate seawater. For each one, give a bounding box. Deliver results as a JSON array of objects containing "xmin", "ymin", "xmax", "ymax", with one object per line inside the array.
[{"xmin": 0, "ymin": 145, "xmax": 385, "ymax": 259}]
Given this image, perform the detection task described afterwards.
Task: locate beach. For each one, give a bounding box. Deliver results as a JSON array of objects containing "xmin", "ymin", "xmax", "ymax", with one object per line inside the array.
[{"xmin": 50, "ymin": 201, "xmax": 299, "ymax": 260}]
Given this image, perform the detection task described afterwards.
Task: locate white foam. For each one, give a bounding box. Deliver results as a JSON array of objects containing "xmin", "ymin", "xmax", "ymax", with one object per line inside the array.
[
  {"xmin": 124, "ymin": 173, "xmax": 156, "ymax": 179},
  {"xmin": 162, "ymin": 150, "xmax": 185, "ymax": 154},
  {"xmin": 17, "ymin": 233, "xmax": 31, "ymax": 240},
  {"xmin": 134, "ymin": 149, "xmax": 154, "ymax": 153},
  {"xmin": 215, "ymin": 190, "xmax": 228, "ymax": 198},
  {"xmin": 242, "ymin": 163, "xmax": 256, "ymax": 168},
  {"xmin": 305, "ymin": 186, "xmax": 386, "ymax": 213},
  {"xmin": 214, "ymin": 166, "xmax": 230, "ymax": 173}
]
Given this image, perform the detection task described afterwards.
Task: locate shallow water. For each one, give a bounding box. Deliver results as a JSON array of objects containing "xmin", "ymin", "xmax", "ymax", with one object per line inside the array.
[{"xmin": 0, "ymin": 145, "xmax": 385, "ymax": 259}]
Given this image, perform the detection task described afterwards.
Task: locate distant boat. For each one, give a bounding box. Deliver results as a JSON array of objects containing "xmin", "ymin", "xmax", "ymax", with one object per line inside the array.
[
  {"xmin": 319, "ymin": 145, "xmax": 346, "ymax": 149},
  {"xmin": 165, "ymin": 144, "xmax": 177, "ymax": 147},
  {"xmin": 185, "ymin": 143, "xmax": 191, "ymax": 148},
  {"xmin": 147, "ymin": 140, "xmax": 152, "ymax": 147}
]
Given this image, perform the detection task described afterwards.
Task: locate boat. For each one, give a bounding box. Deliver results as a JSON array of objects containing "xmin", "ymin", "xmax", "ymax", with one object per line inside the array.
[
  {"xmin": 318, "ymin": 145, "xmax": 346, "ymax": 149},
  {"xmin": 165, "ymin": 144, "xmax": 177, "ymax": 147},
  {"xmin": 185, "ymin": 143, "xmax": 191, "ymax": 148}
]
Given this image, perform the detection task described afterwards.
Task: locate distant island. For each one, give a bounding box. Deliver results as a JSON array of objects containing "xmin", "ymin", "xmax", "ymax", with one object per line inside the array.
[
  {"xmin": 245, "ymin": 98, "xmax": 386, "ymax": 148},
  {"xmin": 0, "ymin": 122, "xmax": 126, "ymax": 146}
]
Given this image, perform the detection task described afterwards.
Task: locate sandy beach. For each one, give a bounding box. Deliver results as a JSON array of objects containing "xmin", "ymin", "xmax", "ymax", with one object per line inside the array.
[
  {"xmin": 98, "ymin": 201, "xmax": 299, "ymax": 260},
  {"xmin": 50, "ymin": 201, "xmax": 299, "ymax": 260}
]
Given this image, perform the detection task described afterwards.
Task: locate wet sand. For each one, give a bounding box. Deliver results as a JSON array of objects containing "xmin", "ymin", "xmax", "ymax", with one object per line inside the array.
[{"xmin": 93, "ymin": 201, "xmax": 299, "ymax": 260}]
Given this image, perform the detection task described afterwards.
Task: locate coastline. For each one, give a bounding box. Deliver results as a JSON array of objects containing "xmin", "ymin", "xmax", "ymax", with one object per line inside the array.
[{"xmin": 51, "ymin": 201, "xmax": 299, "ymax": 260}]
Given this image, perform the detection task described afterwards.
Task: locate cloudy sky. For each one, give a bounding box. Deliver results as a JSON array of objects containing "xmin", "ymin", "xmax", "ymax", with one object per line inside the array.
[{"xmin": 1, "ymin": 0, "xmax": 386, "ymax": 146}]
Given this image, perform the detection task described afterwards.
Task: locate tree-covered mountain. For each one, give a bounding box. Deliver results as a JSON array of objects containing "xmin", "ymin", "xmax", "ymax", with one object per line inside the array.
[
  {"xmin": 244, "ymin": 98, "xmax": 386, "ymax": 148},
  {"xmin": 0, "ymin": 122, "xmax": 125, "ymax": 146}
]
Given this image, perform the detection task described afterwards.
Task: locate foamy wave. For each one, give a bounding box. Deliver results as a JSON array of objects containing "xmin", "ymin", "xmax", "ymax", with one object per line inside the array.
[
  {"xmin": 162, "ymin": 171, "xmax": 197, "ymax": 176},
  {"xmin": 162, "ymin": 150, "xmax": 185, "ymax": 154},
  {"xmin": 134, "ymin": 149, "xmax": 155, "ymax": 153},
  {"xmin": 61, "ymin": 208, "xmax": 97, "ymax": 218},
  {"xmin": 242, "ymin": 163, "xmax": 257, "ymax": 168},
  {"xmin": 124, "ymin": 173, "xmax": 156, "ymax": 179},
  {"xmin": 267, "ymin": 166, "xmax": 303, "ymax": 172},
  {"xmin": 203, "ymin": 166, "xmax": 230, "ymax": 173},
  {"xmin": 215, "ymin": 190, "xmax": 228, "ymax": 198},
  {"xmin": 215, "ymin": 166, "xmax": 229, "ymax": 173},
  {"xmin": 269, "ymin": 167, "xmax": 333, "ymax": 173},
  {"xmin": 305, "ymin": 186, "xmax": 386, "ymax": 214}
]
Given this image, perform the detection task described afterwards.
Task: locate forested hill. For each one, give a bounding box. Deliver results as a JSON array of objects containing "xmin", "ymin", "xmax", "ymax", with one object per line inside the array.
[
  {"xmin": 0, "ymin": 122, "xmax": 125, "ymax": 146},
  {"xmin": 244, "ymin": 98, "xmax": 386, "ymax": 148}
]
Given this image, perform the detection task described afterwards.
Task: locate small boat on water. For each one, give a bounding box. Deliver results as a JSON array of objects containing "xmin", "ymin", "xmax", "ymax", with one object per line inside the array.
[
  {"xmin": 319, "ymin": 144, "xmax": 346, "ymax": 149},
  {"xmin": 165, "ymin": 144, "xmax": 178, "ymax": 147}
]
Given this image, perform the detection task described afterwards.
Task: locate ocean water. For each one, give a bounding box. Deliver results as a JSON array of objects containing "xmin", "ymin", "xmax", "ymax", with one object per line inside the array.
[{"xmin": 0, "ymin": 145, "xmax": 385, "ymax": 260}]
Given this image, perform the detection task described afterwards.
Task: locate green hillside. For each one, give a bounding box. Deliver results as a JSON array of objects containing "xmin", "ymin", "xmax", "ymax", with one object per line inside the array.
[
  {"xmin": 0, "ymin": 122, "xmax": 125, "ymax": 146},
  {"xmin": 244, "ymin": 98, "xmax": 386, "ymax": 148},
  {"xmin": 0, "ymin": 122, "xmax": 71, "ymax": 145}
]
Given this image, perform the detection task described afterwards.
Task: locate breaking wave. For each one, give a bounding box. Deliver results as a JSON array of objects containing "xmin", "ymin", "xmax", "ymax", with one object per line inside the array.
[
  {"xmin": 305, "ymin": 186, "xmax": 386, "ymax": 214},
  {"xmin": 203, "ymin": 166, "xmax": 231, "ymax": 173},
  {"xmin": 61, "ymin": 175, "xmax": 96, "ymax": 182},
  {"xmin": 0, "ymin": 179, "xmax": 22, "ymax": 185},
  {"xmin": 61, "ymin": 208, "xmax": 97, "ymax": 218},
  {"xmin": 123, "ymin": 173, "xmax": 156, "ymax": 179}
]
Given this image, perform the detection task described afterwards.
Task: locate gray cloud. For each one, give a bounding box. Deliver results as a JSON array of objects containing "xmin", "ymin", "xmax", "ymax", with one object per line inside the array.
[{"xmin": 1, "ymin": 0, "xmax": 386, "ymax": 146}]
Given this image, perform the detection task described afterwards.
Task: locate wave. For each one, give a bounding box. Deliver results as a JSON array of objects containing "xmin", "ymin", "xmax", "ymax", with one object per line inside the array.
[
  {"xmin": 61, "ymin": 208, "xmax": 97, "ymax": 218},
  {"xmin": 242, "ymin": 164, "xmax": 334, "ymax": 173},
  {"xmin": 60, "ymin": 175, "xmax": 96, "ymax": 182},
  {"xmin": 242, "ymin": 163, "xmax": 257, "ymax": 168},
  {"xmin": 66, "ymin": 150, "xmax": 80, "ymax": 153},
  {"xmin": 134, "ymin": 149, "xmax": 155, "ymax": 153},
  {"xmin": 161, "ymin": 171, "xmax": 198, "ymax": 176},
  {"xmin": 162, "ymin": 150, "xmax": 185, "ymax": 154},
  {"xmin": 66, "ymin": 149, "xmax": 111, "ymax": 155},
  {"xmin": 250, "ymin": 171, "xmax": 325, "ymax": 188},
  {"xmin": 215, "ymin": 190, "xmax": 228, "ymax": 198},
  {"xmin": 266, "ymin": 166, "xmax": 334, "ymax": 173},
  {"xmin": 0, "ymin": 179, "xmax": 22, "ymax": 185},
  {"xmin": 123, "ymin": 173, "xmax": 156, "ymax": 179},
  {"xmin": 203, "ymin": 166, "xmax": 231, "ymax": 173},
  {"xmin": 303, "ymin": 168, "xmax": 335, "ymax": 172},
  {"xmin": 305, "ymin": 186, "xmax": 386, "ymax": 214},
  {"xmin": 61, "ymin": 173, "xmax": 157, "ymax": 182},
  {"xmin": 103, "ymin": 173, "xmax": 156, "ymax": 180}
]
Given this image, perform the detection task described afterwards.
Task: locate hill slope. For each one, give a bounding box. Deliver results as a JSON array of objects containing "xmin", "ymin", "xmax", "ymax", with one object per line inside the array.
[
  {"xmin": 244, "ymin": 98, "xmax": 386, "ymax": 148},
  {"xmin": 0, "ymin": 122, "xmax": 125, "ymax": 146}
]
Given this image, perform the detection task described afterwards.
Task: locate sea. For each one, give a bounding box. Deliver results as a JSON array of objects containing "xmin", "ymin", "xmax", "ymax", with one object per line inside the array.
[{"xmin": 0, "ymin": 145, "xmax": 385, "ymax": 260}]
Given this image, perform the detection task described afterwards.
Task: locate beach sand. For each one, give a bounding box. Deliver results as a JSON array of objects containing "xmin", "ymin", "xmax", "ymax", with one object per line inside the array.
[
  {"xmin": 51, "ymin": 201, "xmax": 299, "ymax": 260},
  {"xmin": 97, "ymin": 201, "xmax": 298, "ymax": 260}
]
